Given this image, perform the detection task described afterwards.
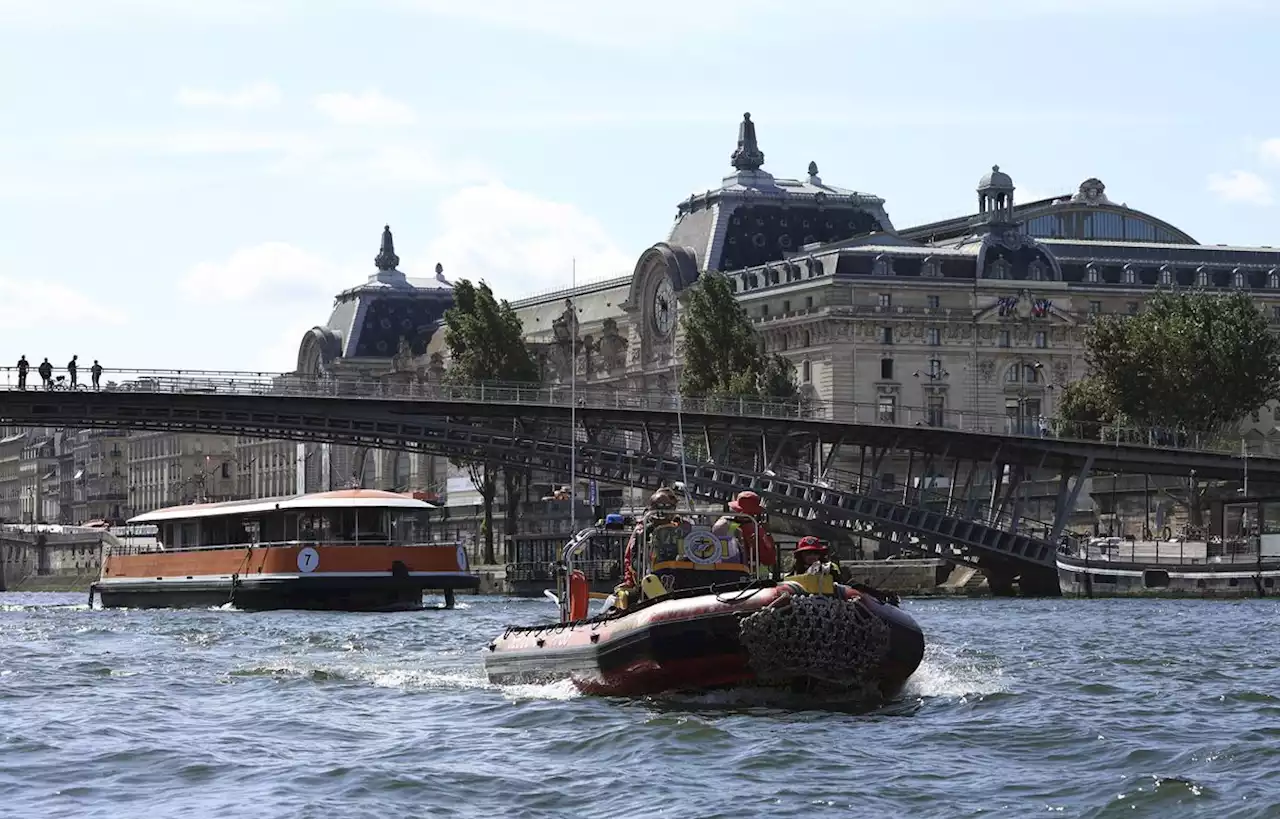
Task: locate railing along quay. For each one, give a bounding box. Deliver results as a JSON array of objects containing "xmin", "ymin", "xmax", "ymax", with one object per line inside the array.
[{"xmin": 0, "ymin": 365, "xmax": 1264, "ymax": 458}]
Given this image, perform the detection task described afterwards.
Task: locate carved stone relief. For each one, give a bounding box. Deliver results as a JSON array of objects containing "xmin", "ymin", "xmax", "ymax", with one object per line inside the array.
[
  {"xmin": 597, "ymin": 317, "xmax": 629, "ymax": 372},
  {"xmin": 978, "ymin": 358, "xmax": 995, "ymax": 383},
  {"xmin": 1053, "ymin": 360, "xmax": 1070, "ymax": 385}
]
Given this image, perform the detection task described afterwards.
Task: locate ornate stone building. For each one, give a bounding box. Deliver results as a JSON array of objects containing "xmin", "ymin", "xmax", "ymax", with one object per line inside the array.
[
  {"xmin": 286, "ymin": 225, "xmax": 452, "ymax": 497},
  {"xmin": 475, "ymin": 113, "xmax": 1280, "ymax": 500}
]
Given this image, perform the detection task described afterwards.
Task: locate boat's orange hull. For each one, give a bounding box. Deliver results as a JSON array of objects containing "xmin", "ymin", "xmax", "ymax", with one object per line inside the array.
[{"xmin": 95, "ymin": 543, "xmax": 478, "ymax": 611}]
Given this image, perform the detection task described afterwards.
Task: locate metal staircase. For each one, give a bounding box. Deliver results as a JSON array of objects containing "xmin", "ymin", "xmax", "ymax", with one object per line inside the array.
[{"xmin": 408, "ymin": 418, "xmax": 1061, "ymax": 570}]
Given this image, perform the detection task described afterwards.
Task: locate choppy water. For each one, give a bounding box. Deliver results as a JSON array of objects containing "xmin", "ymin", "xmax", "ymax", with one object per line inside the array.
[{"xmin": 2, "ymin": 593, "xmax": 1278, "ymax": 819}]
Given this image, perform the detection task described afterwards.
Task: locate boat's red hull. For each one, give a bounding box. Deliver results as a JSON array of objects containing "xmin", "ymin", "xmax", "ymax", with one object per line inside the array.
[{"xmin": 484, "ymin": 584, "xmax": 925, "ymax": 698}]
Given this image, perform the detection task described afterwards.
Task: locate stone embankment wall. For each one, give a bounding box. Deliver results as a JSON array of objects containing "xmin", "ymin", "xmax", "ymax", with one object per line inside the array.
[
  {"xmin": 0, "ymin": 531, "xmax": 103, "ymax": 593},
  {"xmin": 465, "ymin": 559, "xmax": 974, "ymax": 597}
]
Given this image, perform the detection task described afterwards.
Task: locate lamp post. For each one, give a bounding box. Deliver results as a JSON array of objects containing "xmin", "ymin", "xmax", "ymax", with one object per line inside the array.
[
  {"xmin": 1007, "ymin": 357, "xmax": 1045, "ymax": 435},
  {"xmin": 913, "ymin": 360, "xmax": 949, "ymax": 426}
]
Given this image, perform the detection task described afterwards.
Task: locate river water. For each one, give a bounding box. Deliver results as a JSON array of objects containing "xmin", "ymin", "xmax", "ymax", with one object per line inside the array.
[{"xmin": 1, "ymin": 593, "xmax": 1277, "ymax": 819}]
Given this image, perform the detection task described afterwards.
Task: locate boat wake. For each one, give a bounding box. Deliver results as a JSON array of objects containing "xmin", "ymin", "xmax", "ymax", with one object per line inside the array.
[{"xmin": 903, "ymin": 642, "xmax": 1009, "ymax": 701}]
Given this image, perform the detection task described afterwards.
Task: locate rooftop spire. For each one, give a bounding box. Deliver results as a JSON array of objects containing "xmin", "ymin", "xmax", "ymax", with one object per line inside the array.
[
  {"xmin": 375, "ymin": 224, "xmax": 400, "ymax": 271},
  {"xmin": 730, "ymin": 112, "xmax": 765, "ymax": 172}
]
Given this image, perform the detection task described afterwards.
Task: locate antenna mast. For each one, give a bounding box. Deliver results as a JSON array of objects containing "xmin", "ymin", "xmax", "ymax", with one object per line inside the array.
[
  {"xmin": 570, "ymin": 258, "xmax": 577, "ymax": 535},
  {"xmin": 673, "ymin": 288, "xmax": 692, "ymax": 510}
]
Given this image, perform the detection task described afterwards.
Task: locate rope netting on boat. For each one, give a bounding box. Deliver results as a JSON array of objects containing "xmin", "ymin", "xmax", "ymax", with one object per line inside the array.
[{"xmin": 739, "ymin": 594, "xmax": 891, "ymax": 687}]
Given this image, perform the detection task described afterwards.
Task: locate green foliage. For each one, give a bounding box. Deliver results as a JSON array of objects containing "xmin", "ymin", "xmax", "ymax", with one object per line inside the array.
[
  {"xmin": 678, "ymin": 272, "xmax": 798, "ymax": 399},
  {"xmin": 443, "ymin": 280, "xmax": 539, "ymax": 385},
  {"xmin": 1056, "ymin": 377, "xmax": 1116, "ymax": 440},
  {"xmin": 1083, "ymin": 290, "xmax": 1280, "ymax": 431},
  {"xmin": 441, "ymin": 279, "xmax": 539, "ymax": 565}
]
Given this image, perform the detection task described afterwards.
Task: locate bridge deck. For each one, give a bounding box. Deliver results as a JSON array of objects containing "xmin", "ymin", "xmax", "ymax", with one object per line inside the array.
[{"xmin": 0, "ymin": 373, "xmax": 1270, "ymax": 481}]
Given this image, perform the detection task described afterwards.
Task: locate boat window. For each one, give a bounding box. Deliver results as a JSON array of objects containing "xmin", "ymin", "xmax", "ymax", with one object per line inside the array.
[{"xmin": 391, "ymin": 509, "xmax": 432, "ymax": 545}]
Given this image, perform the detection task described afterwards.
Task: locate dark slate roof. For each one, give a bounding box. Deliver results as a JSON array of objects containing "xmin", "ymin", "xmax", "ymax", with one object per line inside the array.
[
  {"xmin": 666, "ymin": 114, "xmax": 895, "ymax": 273},
  {"xmin": 307, "ymin": 227, "xmax": 455, "ymax": 365}
]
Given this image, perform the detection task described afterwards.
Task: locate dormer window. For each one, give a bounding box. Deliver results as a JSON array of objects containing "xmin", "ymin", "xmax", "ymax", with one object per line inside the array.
[
  {"xmin": 1159, "ymin": 265, "xmax": 1173, "ymax": 286},
  {"xmin": 1233, "ymin": 268, "xmax": 1245, "ymax": 289},
  {"xmin": 1196, "ymin": 267, "xmax": 1209, "ymax": 287},
  {"xmin": 1270, "ymin": 269, "xmax": 1280, "ymax": 289},
  {"xmin": 990, "ymin": 258, "xmax": 1011, "ymax": 280},
  {"xmin": 873, "ymin": 254, "xmax": 894, "ymax": 277},
  {"xmin": 921, "ymin": 256, "xmax": 940, "ymax": 278},
  {"xmin": 1122, "ymin": 264, "xmax": 1136, "ymax": 285},
  {"xmin": 1086, "ymin": 263, "xmax": 1099, "ymax": 283},
  {"xmin": 1028, "ymin": 260, "xmax": 1045, "ymax": 282}
]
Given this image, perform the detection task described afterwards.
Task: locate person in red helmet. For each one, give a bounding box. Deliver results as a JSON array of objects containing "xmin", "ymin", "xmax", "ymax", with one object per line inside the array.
[
  {"xmin": 791, "ymin": 536, "xmax": 843, "ymax": 581},
  {"xmin": 711, "ymin": 490, "xmax": 777, "ymax": 573}
]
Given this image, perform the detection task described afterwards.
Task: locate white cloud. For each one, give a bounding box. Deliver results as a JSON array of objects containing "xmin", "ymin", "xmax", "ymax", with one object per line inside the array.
[
  {"xmin": 70, "ymin": 128, "xmax": 317, "ymax": 156},
  {"xmin": 175, "ymin": 82, "xmax": 282, "ymax": 110},
  {"xmin": 0, "ymin": 0, "xmax": 296, "ymax": 26},
  {"xmin": 1257, "ymin": 138, "xmax": 1280, "ymax": 167},
  {"xmin": 63, "ymin": 127, "xmax": 491, "ymax": 189},
  {"xmin": 1206, "ymin": 170, "xmax": 1273, "ymax": 206},
  {"xmin": 313, "ymin": 90, "xmax": 416, "ymax": 126},
  {"xmin": 0, "ymin": 274, "xmax": 125, "ymax": 334},
  {"xmin": 422, "ymin": 183, "xmax": 633, "ymax": 299},
  {"xmin": 179, "ymin": 242, "xmax": 355, "ymax": 304},
  {"xmin": 394, "ymin": 0, "xmax": 1276, "ymax": 47}
]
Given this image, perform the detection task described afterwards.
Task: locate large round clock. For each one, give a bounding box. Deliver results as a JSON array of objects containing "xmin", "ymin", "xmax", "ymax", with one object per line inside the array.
[{"xmin": 653, "ymin": 277, "xmax": 675, "ymax": 337}]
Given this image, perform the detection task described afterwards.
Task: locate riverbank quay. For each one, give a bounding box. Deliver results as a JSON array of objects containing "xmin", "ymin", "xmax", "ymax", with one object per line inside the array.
[
  {"xmin": 467, "ymin": 559, "xmax": 987, "ymax": 598},
  {"xmin": 1, "ymin": 527, "xmax": 104, "ymax": 593}
]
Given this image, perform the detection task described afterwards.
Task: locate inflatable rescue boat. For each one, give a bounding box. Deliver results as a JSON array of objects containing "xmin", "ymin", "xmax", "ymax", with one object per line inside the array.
[{"xmin": 483, "ymin": 512, "xmax": 925, "ymax": 698}]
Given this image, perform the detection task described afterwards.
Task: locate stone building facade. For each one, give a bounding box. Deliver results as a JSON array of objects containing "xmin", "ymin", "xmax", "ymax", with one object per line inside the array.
[
  {"xmin": 291, "ymin": 225, "xmax": 452, "ymax": 498},
  {"xmin": 433, "ymin": 113, "xmax": 1280, "ymax": 503}
]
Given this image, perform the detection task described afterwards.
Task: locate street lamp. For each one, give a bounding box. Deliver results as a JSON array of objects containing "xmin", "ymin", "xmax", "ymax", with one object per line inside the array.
[
  {"xmin": 1006, "ymin": 357, "xmax": 1045, "ymax": 435},
  {"xmin": 913, "ymin": 361, "xmax": 950, "ymax": 426}
]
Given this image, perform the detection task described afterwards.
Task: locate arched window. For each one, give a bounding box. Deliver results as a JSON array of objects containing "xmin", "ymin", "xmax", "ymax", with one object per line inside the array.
[
  {"xmin": 1159, "ymin": 265, "xmax": 1173, "ymax": 286},
  {"xmin": 1269, "ymin": 269, "xmax": 1279, "ymax": 289},
  {"xmin": 1006, "ymin": 362, "xmax": 1041, "ymax": 383},
  {"xmin": 1122, "ymin": 264, "xmax": 1137, "ymax": 285},
  {"xmin": 1233, "ymin": 268, "xmax": 1245, "ymax": 289},
  {"xmin": 1085, "ymin": 263, "xmax": 1099, "ymax": 283},
  {"xmin": 1196, "ymin": 267, "xmax": 1209, "ymax": 287}
]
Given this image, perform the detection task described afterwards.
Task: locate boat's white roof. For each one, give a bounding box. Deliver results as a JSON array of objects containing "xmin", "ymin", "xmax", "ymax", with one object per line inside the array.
[{"xmin": 129, "ymin": 489, "xmax": 435, "ymax": 524}]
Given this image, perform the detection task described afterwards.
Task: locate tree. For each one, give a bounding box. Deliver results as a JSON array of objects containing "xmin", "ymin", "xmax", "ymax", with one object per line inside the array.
[
  {"xmin": 442, "ymin": 280, "xmax": 539, "ymax": 565},
  {"xmin": 1056, "ymin": 377, "xmax": 1116, "ymax": 440},
  {"xmin": 1082, "ymin": 290, "xmax": 1280, "ymax": 433},
  {"xmin": 679, "ymin": 272, "xmax": 798, "ymax": 400},
  {"xmin": 1070, "ymin": 290, "xmax": 1280, "ymax": 533}
]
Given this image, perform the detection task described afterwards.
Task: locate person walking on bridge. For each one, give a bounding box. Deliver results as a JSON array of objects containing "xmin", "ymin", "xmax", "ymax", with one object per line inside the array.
[
  {"xmin": 38, "ymin": 358, "xmax": 52, "ymax": 389},
  {"xmin": 16, "ymin": 356, "xmax": 28, "ymax": 390},
  {"xmin": 67, "ymin": 355, "xmax": 79, "ymax": 389},
  {"xmin": 90, "ymin": 360, "xmax": 103, "ymax": 390}
]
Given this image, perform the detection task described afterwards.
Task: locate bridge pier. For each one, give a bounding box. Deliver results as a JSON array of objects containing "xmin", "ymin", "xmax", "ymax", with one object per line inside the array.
[{"xmin": 979, "ymin": 559, "xmax": 1061, "ymax": 597}]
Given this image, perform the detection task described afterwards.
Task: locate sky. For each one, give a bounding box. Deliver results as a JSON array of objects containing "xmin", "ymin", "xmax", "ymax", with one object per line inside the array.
[{"xmin": 3, "ymin": 0, "xmax": 1280, "ymax": 373}]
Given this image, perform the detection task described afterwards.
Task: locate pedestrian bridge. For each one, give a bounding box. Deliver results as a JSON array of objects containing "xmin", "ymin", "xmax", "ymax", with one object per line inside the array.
[
  {"xmin": 0, "ymin": 378, "xmax": 1064, "ymax": 590},
  {"xmin": 0, "ymin": 366, "xmax": 1270, "ymax": 482},
  {"xmin": 1, "ymin": 367, "xmax": 1271, "ymax": 594}
]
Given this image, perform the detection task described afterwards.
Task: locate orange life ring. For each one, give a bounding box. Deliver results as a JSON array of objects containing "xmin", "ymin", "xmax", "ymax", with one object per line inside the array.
[{"xmin": 568, "ymin": 570, "xmax": 589, "ymax": 621}]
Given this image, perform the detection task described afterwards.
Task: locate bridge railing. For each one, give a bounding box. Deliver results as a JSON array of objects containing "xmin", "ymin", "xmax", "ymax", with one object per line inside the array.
[{"xmin": 0, "ymin": 366, "xmax": 1259, "ymax": 457}]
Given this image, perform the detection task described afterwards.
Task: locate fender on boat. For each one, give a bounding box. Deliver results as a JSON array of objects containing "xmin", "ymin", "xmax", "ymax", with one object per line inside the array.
[{"xmin": 568, "ymin": 570, "xmax": 589, "ymax": 621}]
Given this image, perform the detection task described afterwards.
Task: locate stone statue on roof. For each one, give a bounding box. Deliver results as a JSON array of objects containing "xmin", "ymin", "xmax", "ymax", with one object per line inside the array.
[{"xmin": 730, "ymin": 112, "xmax": 765, "ymax": 172}]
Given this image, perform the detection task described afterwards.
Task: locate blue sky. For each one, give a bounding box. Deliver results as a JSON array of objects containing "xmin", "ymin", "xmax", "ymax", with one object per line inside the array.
[{"xmin": 3, "ymin": 0, "xmax": 1280, "ymax": 373}]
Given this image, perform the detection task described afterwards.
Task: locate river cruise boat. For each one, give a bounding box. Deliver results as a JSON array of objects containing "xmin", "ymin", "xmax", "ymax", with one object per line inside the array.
[
  {"xmin": 1057, "ymin": 496, "xmax": 1280, "ymax": 598},
  {"xmin": 92, "ymin": 489, "xmax": 479, "ymax": 611}
]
